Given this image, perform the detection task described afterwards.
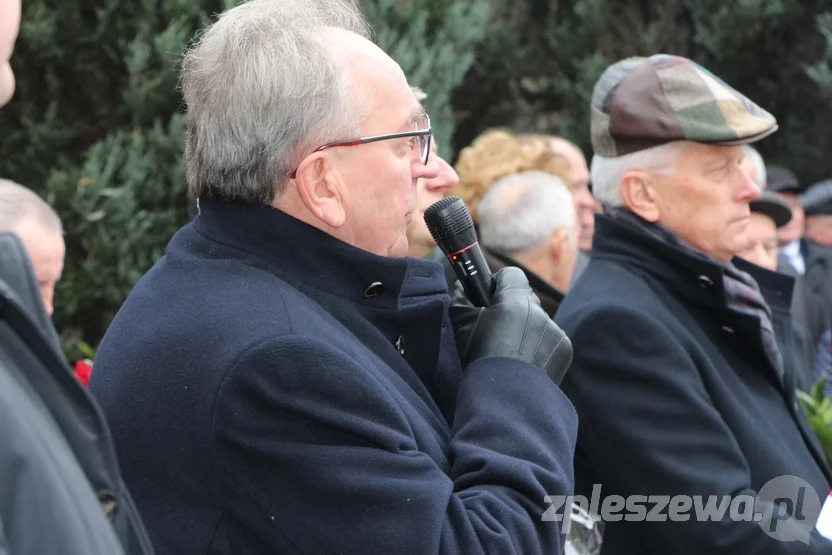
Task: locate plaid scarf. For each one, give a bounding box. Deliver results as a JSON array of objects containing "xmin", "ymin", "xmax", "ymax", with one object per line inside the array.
[{"xmin": 608, "ymin": 208, "xmax": 784, "ymax": 381}]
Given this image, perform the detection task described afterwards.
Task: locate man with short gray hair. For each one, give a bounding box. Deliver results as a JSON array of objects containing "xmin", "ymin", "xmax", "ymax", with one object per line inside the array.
[
  {"xmin": 90, "ymin": 1, "xmax": 578, "ymax": 554},
  {"xmin": 558, "ymin": 54, "xmax": 832, "ymax": 554},
  {"xmin": 478, "ymin": 170, "xmax": 579, "ymax": 314},
  {"xmin": 0, "ymin": 178, "xmax": 65, "ymax": 316}
]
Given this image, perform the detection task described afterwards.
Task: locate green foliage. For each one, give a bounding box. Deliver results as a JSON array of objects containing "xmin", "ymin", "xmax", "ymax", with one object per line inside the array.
[
  {"xmin": 0, "ymin": 0, "xmax": 231, "ymax": 360},
  {"xmin": 9, "ymin": 0, "xmax": 832, "ymax": 361},
  {"xmin": 0, "ymin": 0, "xmax": 490, "ymax": 360},
  {"xmin": 365, "ymin": 0, "xmax": 491, "ymax": 157},
  {"xmin": 797, "ymin": 378, "xmax": 832, "ymax": 467},
  {"xmin": 451, "ymin": 0, "xmax": 832, "ymax": 188},
  {"xmin": 47, "ymin": 117, "xmax": 188, "ymax": 360}
]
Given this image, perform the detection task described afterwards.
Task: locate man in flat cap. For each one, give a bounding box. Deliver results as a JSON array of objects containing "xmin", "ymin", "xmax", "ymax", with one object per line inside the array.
[
  {"xmin": 557, "ymin": 54, "xmax": 832, "ymax": 554},
  {"xmin": 802, "ymin": 179, "xmax": 832, "ymax": 247},
  {"xmin": 767, "ymin": 165, "xmax": 808, "ymax": 273},
  {"xmin": 738, "ymin": 190, "xmax": 828, "ymax": 390},
  {"xmin": 802, "ymin": 180, "xmax": 832, "ymax": 327},
  {"xmin": 739, "ymin": 190, "xmax": 793, "ymax": 271},
  {"xmin": 801, "ymin": 180, "xmax": 832, "ymax": 402},
  {"xmin": 762, "ymin": 167, "xmax": 830, "ymax": 392}
]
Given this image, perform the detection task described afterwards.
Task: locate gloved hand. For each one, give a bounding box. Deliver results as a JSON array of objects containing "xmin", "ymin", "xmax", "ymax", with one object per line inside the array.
[{"xmin": 449, "ymin": 266, "xmax": 573, "ymax": 384}]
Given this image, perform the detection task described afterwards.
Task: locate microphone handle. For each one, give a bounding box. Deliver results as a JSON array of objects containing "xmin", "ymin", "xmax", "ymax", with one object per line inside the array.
[{"xmin": 448, "ymin": 242, "xmax": 493, "ymax": 307}]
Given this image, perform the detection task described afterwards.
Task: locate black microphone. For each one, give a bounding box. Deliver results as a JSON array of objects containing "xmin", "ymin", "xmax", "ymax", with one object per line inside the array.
[{"xmin": 424, "ymin": 196, "xmax": 494, "ymax": 307}]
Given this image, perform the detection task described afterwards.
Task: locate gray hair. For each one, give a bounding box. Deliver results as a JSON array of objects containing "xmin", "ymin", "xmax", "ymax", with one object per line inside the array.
[
  {"xmin": 743, "ymin": 145, "xmax": 766, "ymax": 189},
  {"xmin": 590, "ymin": 142, "xmax": 683, "ymax": 207},
  {"xmin": 478, "ymin": 171, "xmax": 576, "ymax": 254},
  {"xmin": 0, "ymin": 178, "xmax": 63, "ymax": 234},
  {"xmin": 181, "ymin": 0, "xmax": 371, "ymax": 204}
]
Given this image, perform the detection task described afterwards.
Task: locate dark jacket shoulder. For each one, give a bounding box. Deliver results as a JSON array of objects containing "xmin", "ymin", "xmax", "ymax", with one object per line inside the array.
[
  {"xmin": 0, "ymin": 233, "xmax": 153, "ymax": 555},
  {"xmin": 556, "ymin": 214, "xmax": 832, "ymax": 555}
]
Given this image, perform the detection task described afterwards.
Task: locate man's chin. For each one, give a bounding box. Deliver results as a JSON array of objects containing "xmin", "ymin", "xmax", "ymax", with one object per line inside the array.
[{"xmin": 387, "ymin": 235, "xmax": 410, "ymax": 259}]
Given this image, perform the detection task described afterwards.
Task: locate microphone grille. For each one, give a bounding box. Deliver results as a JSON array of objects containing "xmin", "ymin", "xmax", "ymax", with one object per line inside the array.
[{"xmin": 423, "ymin": 196, "xmax": 475, "ymax": 244}]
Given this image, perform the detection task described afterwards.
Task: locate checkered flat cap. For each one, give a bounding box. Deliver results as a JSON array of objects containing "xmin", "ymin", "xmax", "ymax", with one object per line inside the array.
[{"xmin": 591, "ymin": 54, "xmax": 778, "ymax": 157}]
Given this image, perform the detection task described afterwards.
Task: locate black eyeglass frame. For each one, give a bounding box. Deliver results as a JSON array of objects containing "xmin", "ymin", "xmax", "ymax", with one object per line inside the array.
[{"xmin": 289, "ymin": 114, "xmax": 432, "ymax": 179}]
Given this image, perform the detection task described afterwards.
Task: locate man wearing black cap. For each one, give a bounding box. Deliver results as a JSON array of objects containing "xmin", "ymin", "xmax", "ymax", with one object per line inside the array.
[
  {"xmin": 802, "ymin": 179, "xmax": 832, "ymax": 326},
  {"xmin": 739, "ymin": 190, "xmax": 793, "ymax": 271},
  {"xmin": 762, "ymin": 166, "xmax": 831, "ymax": 392},
  {"xmin": 803, "ymin": 179, "xmax": 832, "ymax": 247},
  {"xmin": 557, "ymin": 54, "xmax": 832, "ymax": 554},
  {"xmin": 738, "ymin": 190, "xmax": 828, "ymax": 390},
  {"xmin": 767, "ymin": 165, "xmax": 808, "ymax": 274},
  {"xmin": 802, "ymin": 180, "xmax": 832, "ymax": 403}
]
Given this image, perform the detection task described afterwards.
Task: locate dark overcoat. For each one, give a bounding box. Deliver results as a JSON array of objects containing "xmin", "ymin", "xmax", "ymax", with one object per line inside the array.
[
  {"xmin": 557, "ymin": 214, "xmax": 832, "ymax": 554},
  {"xmin": 90, "ymin": 199, "xmax": 578, "ymax": 555}
]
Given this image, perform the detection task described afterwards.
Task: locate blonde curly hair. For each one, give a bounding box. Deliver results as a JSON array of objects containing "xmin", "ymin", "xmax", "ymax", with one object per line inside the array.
[{"xmin": 452, "ymin": 129, "xmax": 572, "ymax": 223}]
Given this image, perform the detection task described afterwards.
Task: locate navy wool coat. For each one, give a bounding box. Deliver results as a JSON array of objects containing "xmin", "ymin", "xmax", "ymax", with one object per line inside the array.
[
  {"xmin": 557, "ymin": 214, "xmax": 832, "ymax": 555},
  {"xmin": 89, "ymin": 199, "xmax": 578, "ymax": 555}
]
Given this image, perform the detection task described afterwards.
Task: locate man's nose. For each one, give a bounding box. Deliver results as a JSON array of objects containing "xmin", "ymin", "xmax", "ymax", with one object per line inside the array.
[
  {"xmin": 427, "ymin": 158, "xmax": 459, "ymax": 192},
  {"xmin": 414, "ymin": 157, "xmax": 440, "ymax": 180},
  {"xmin": 736, "ymin": 168, "xmax": 761, "ymax": 201}
]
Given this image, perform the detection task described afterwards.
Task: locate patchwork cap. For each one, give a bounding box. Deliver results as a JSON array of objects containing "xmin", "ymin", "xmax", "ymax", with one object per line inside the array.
[
  {"xmin": 802, "ymin": 179, "xmax": 832, "ymax": 216},
  {"xmin": 750, "ymin": 190, "xmax": 793, "ymax": 228},
  {"xmin": 591, "ymin": 54, "xmax": 778, "ymax": 157}
]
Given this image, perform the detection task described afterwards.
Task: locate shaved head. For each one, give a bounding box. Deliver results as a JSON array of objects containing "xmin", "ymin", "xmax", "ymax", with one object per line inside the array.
[{"xmin": 0, "ymin": 179, "xmax": 65, "ymax": 317}]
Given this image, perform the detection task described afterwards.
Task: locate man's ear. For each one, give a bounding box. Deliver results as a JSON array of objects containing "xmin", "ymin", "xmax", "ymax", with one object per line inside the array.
[
  {"xmin": 548, "ymin": 227, "xmax": 569, "ymax": 261},
  {"xmin": 293, "ymin": 152, "xmax": 347, "ymax": 228},
  {"xmin": 620, "ymin": 170, "xmax": 660, "ymax": 222}
]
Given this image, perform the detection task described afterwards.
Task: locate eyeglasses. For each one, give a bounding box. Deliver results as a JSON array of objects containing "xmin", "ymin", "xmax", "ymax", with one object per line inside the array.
[{"xmin": 289, "ymin": 113, "xmax": 432, "ymax": 179}]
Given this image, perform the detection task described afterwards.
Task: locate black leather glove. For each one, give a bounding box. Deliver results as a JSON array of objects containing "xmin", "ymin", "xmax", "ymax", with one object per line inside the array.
[{"xmin": 449, "ymin": 266, "xmax": 573, "ymax": 384}]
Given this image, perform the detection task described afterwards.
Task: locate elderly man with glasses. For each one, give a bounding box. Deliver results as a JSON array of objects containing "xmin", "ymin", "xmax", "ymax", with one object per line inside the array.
[{"xmin": 89, "ymin": 1, "xmax": 578, "ymax": 554}]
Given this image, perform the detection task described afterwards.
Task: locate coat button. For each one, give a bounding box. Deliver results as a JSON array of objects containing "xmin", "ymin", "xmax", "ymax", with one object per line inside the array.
[
  {"xmin": 698, "ymin": 275, "xmax": 714, "ymax": 289},
  {"xmin": 363, "ymin": 282, "xmax": 385, "ymax": 298},
  {"xmin": 394, "ymin": 335, "xmax": 405, "ymax": 355}
]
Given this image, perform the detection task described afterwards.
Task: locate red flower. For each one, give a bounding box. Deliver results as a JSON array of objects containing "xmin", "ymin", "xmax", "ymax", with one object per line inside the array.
[{"xmin": 74, "ymin": 359, "xmax": 93, "ymax": 387}]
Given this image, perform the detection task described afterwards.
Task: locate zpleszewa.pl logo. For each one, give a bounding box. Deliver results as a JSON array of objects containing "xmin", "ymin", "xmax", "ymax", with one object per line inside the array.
[{"xmin": 544, "ymin": 475, "xmax": 823, "ymax": 544}]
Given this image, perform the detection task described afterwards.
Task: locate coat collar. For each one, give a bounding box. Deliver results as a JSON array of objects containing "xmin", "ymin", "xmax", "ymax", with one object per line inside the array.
[
  {"xmin": 591, "ymin": 214, "xmax": 794, "ymax": 314},
  {"xmin": 734, "ymin": 257, "xmax": 794, "ymax": 315},
  {"xmin": 192, "ymin": 199, "xmax": 448, "ymax": 309}
]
